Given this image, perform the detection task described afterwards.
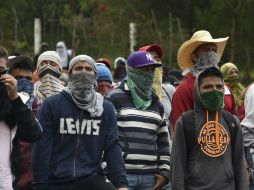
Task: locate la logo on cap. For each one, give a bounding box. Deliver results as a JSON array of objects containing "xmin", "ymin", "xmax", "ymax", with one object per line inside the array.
[{"xmin": 146, "ymin": 53, "xmax": 153, "ymax": 61}]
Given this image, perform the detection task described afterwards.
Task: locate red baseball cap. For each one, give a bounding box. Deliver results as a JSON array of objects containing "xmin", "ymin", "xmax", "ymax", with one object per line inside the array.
[
  {"xmin": 139, "ymin": 44, "xmax": 163, "ymax": 58},
  {"xmin": 96, "ymin": 58, "xmax": 112, "ymax": 70}
]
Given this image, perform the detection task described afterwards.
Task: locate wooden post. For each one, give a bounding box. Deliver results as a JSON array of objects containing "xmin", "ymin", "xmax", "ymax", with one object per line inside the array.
[
  {"xmin": 169, "ymin": 12, "xmax": 173, "ymax": 67},
  {"xmin": 129, "ymin": 22, "xmax": 136, "ymax": 53},
  {"xmin": 151, "ymin": 9, "xmax": 162, "ymax": 43},
  {"xmin": 34, "ymin": 18, "xmax": 41, "ymax": 54},
  {"xmin": 177, "ymin": 17, "xmax": 183, "ymax": 42}
]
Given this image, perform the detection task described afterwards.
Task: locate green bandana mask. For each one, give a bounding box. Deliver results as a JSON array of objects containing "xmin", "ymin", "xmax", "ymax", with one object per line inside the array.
[
  {"xmin": 127, "ymin": 66, "xmax": 154, "ymax": 110},
  {"xmin": 224, "ymin": 75, "xmax": 245, "ymax": 107},
  {"xmin": 201, "ymin": 90, "xmax": 224, "ymax": 112},
  {"xmin": 224, "ymin": 75, "xmax": 239, "ymax": 87}
]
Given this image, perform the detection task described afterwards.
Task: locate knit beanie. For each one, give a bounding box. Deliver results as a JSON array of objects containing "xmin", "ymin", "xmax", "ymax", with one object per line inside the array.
[
  {"xmin": 96, "ymin": 64, "xmax": 113, "ymax": 83},
  {"xmin": 37, "ymin": 51, "xmax": 62, "ymax": 69},
  {"xmin": 68, "ymin": 55, "xmax": 97, "ymax": 75}
]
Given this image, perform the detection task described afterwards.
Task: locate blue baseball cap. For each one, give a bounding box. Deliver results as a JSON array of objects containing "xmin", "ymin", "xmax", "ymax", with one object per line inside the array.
[{"xmin": 127, "ymin": 51, "xmax": 162, "ymax": 68}]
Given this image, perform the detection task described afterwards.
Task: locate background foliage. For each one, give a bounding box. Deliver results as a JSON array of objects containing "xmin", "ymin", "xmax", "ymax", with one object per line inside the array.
[{"xmin": 0, "ymin": 0, "xmax": 253, "ymax": 83}]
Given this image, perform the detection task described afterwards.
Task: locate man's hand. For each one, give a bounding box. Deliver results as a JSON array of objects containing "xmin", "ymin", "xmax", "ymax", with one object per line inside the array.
[
  {"xmin": 117, "ymin": 188, "xmax": 128, "ymax": 190},
  {"xmin": 152, "ymin": 174, "xmax": 166, "ymax": 190},
  {"xmin": 1, "ymin": 74, "xmax": 18, "ymax": 100}
]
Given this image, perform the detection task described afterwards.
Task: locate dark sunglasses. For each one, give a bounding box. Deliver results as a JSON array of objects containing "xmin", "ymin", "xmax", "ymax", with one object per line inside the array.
[{"xmin": 15, "ymin": 76, "xmax": 32, "ymax": 81}]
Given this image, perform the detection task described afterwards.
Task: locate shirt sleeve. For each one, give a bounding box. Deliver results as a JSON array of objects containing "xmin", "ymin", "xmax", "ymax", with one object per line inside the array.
[
  {"xmin": 170, "ymin": 82, "xmax": 194, "ymax": 129},
  {"xmin": 157, "ymin": 116, "xmax": 171, "ymax": 184},
  {"xmin": 241, "ymin": 85, "xmax": 254, "ymax": 148},
  {"xmin": 11, "ymin": 96, "xmax": 42, "ymax": 142},
  {"xmin": 170, "ymin": 117, "xmax": 186, "ymax": 190},
  {"xmin": 232, "ymin": 116, "xmax": 249, "ymax": 190}
]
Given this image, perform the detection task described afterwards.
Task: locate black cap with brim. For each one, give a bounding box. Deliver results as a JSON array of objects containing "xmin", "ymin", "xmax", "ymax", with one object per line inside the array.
[{"xmin": 8, "ymin": 56, "xmax": 34, "ymax": 72}]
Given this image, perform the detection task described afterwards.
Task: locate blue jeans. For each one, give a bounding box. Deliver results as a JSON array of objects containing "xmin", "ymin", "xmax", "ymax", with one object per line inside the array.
[{"xmin": 127, "ymin": 174, "xmax": 171, "ymax": 190}]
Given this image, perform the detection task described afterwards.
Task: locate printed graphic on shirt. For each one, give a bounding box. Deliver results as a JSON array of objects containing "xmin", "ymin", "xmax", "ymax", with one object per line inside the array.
[
  {"xmin": 59, "ymin": 118, "xmax": 100, "ymax": 135},
  {"xmin": 198, "ymin": 121, "xmax": 230, "ymax": 157}
]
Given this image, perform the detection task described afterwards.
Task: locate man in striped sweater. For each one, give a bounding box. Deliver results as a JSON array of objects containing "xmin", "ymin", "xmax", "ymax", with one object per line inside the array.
[{"xmin": 106, "ymin": 51, "xmax": 171, "ymax": 190}]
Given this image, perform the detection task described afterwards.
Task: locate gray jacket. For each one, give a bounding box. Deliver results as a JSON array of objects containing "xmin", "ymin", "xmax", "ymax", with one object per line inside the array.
[{"xmin": 170, "ymin": 77, "xmax": 248, "ymax": 190}]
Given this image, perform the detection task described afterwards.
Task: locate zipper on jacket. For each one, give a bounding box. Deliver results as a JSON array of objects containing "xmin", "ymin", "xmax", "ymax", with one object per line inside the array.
[{"xmin": 73, "ymin": 111, "xmax": 83, "ymax": 177}]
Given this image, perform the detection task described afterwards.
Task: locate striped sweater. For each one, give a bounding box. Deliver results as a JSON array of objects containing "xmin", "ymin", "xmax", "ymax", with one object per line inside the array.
[{"xmin": 105, "ymin": 81, "xmax": 170, "ymax": 181}]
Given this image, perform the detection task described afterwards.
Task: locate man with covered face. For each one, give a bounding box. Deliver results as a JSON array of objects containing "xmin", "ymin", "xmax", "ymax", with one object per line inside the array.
[
  {"xmin": 170, "ymin": 67, "xmax": 248, "ymax": 189},
  {"xmin": 8, "ymin": 55, "xmax": 39, "ymax": 190},
  {"xmin": 32, "ymin": 55, "xmax": 128, "ymax": 190},
  {"xmin": 34, "ymin": 51, "xmax": 64, "ymax": 104},
  {"xmin": 0, "ymin": 46, "xmax": 42, "ymax": 190},
  {"xmin": 106, "ymin": 51, "xmax": 171, "ymax": 190},
  {"xmin": 170, "ymin": 30, "xmax": 236, "ymax": 129}
]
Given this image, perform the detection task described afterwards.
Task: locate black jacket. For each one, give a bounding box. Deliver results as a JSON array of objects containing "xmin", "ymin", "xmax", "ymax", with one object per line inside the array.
[{"xmin": 3, "ymin": 96, "xmax": 42, "ymax": 190}]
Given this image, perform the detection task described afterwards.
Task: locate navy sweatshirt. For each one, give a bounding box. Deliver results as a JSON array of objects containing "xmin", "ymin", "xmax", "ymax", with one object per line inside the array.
[{"xmin": 32, "ymin": 90, "xmax": 128, "ymax": 189}]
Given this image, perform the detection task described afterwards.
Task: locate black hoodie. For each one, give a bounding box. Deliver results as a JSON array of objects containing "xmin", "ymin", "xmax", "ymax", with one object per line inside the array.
[{"xmin": 170, "ymin": 75, "xmax": 248, "ymax": 190}]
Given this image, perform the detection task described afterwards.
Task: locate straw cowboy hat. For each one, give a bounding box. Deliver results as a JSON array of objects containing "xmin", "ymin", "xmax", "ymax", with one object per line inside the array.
[{"xmin": 177, "ymin": 30, "xmax": 229, "ymax": 70}]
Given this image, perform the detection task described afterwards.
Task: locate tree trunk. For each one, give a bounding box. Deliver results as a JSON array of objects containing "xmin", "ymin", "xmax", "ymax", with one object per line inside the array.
[
  {"xmin": 177, "ymin": 17, "xmax": 183, "ymax": 43},
  {"xmin": 169, "ymin": 12, "xmax": 173, "ymax": 67},
  {"xmin": 230, "ymin": 17, "xmax": 236, "ymax": 61},
  {"xmin": 71, "ymin": 16, "xmax": 78, "ymax": 58},
  {"xmin": 226, "ymin": 0, "xmax": 245, "ymax": 61},
  {"xmin": 151, "ymin": 9, "xmax": 162, "ymax": 43},
  {"xmin": 189, "ymin": 0, "xmax": 194, "ymax": 35}
]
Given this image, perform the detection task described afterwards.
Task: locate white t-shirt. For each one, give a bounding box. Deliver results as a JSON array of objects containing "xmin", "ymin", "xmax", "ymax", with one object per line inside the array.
[{"xmin": 0, "ymin": 121, "xmax": 13, "ymax": 190}]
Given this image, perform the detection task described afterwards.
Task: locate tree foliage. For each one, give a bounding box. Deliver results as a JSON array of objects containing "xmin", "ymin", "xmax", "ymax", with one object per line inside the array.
[{"xmin": 0, "ymin": 0, "xmax": 253, "ymax": 82}]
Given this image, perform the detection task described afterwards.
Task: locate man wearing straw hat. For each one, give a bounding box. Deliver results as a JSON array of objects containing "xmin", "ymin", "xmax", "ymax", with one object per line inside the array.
[{"xmin": 170, "ymin": 30, "xmax": 237, "ymax": 129}]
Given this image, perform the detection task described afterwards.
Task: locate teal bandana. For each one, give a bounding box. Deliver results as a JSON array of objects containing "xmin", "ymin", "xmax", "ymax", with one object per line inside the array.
[{"xmin": 127, "ymin": 66, "xmax": 154, "ymax": 110}]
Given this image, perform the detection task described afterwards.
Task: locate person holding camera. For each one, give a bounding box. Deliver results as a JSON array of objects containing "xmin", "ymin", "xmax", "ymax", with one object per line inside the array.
[{"xmin": 0, "ymin": 45, "xmax": 42, "ymax": 190}]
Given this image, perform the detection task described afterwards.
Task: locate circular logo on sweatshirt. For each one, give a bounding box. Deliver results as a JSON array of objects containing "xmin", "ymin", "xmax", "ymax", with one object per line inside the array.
[{"xmin": 198, "ymin": 121, "xmax": 230, "ymax": 157}]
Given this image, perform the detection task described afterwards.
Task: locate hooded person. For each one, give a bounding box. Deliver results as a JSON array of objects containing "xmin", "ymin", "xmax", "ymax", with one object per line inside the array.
[
  {"xmin": 56, "ymin": 41, "xmax": 69, "ymax": 69},
  {"xmin": 170, "ymin": 30, "xmax": 237, "ymax": 129},
  {"xmin": 105, "ymin": 51, "xmax": 171, "ymax": 190},
  {"xmin": 114, "ymin": 57, "xmax": 126, "ymax": 69},
  {"xmin": 170, "ymin": 67, "xmax": 248, "ymax": 190},
  {"xmin": 32, "ymin": 55, "xmax": 128, "ymax": 190},
  {"xmin": 34, "ymin": 51, "xmax": 64, "ymax": 104},
  {"xmin": 113, "ymin": 57, "xmax": 127, "ymax": 85},
  {"xmin": 220, "ymin": 62, "xmax": 245, "ymax": 108}
]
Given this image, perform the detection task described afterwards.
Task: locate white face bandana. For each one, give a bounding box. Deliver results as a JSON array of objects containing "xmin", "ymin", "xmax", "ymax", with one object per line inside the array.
[
  {"xmin": 65, "ymin": 72, "xmax": 103, "ymax": 117},
  {"xmin": 35, "ymin": 65, "xmax": 63, "ymax": 103},
  {"xmin": 192, "ymin": 51, "xmax": 219, "ymax": 77}
]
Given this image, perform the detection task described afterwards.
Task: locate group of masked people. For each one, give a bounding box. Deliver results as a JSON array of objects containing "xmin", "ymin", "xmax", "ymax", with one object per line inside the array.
[{"xmin": 0, "ymin": 29, "xmax": 254, "ymax": 190}]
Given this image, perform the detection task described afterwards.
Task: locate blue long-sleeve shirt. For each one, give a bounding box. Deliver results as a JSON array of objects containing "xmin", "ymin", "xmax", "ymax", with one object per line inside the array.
[{"xmin": 32, "ymin": 90, "xmax": 128, "ymax": 189}]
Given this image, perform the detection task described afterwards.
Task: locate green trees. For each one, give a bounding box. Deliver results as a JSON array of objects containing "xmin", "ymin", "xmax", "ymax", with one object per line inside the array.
[{"xmin": 0, "ymin": 0, "xmax": 253, "ymax": 82}]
